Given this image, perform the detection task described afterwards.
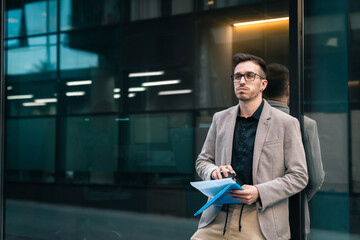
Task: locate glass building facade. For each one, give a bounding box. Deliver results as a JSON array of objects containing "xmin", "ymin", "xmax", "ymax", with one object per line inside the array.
[{"xmin": 0, "ymin": 0, "xmax": 359, "ymax": 239}]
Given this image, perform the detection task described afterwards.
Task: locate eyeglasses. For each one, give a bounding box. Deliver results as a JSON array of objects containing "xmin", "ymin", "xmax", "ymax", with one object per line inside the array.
[{"xmin": 231, "ymin": 72, "xmax": 265, "ymax": 83}]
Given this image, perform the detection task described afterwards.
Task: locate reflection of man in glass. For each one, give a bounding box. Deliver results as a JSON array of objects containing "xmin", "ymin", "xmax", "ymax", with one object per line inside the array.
[
  {"xmin": 264, "ymin": 63, "xmax": 325, "ymax": 238},
  {"xmin": 191, "ymin": 53, "xmax": 308, "ymax": 240}
]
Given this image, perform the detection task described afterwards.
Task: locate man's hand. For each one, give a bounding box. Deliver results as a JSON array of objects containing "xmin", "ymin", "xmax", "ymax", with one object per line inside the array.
[
  {"xmin": 211, "ymin": 165, "xmax": 235, "ymax": 180},
  {"xmin": 229, "ymin": 185, "xmax": 259, "ymax": 205}
]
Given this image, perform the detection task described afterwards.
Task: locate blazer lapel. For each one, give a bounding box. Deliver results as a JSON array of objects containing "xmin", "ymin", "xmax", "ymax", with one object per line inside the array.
[
  {"xmin": 225, "ymin": 105, "xmax": 238, "ymax": 165},
  {"xmin": 252, "ymin": 101, "xmax": 272, "ymax": 183}
]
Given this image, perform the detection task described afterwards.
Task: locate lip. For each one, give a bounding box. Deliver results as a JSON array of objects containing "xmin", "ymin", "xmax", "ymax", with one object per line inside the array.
[{"xmin": 236, "ymin": 87, "xmax": 248, "ymax": 92}]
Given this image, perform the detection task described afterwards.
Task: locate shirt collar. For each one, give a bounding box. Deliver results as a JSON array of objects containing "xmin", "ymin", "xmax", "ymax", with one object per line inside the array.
[{"xmin": 237, "ymin": 99, "xmax": 264, "ymax": 120}]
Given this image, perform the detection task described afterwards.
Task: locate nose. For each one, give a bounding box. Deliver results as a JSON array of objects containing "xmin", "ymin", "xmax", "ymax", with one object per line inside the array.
[{"xmin": 239, "ymin": 75, "xmax": 247, "ymax": 84}]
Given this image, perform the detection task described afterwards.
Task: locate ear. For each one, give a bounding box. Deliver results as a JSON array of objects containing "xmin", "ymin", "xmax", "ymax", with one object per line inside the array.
[
  {"xmin": 285, "ymin": 84, "xmax": 290, "ymax": 97},
  {"xmin": 261, "ymin": 79, "xmax": 268, "ymax": 91}
]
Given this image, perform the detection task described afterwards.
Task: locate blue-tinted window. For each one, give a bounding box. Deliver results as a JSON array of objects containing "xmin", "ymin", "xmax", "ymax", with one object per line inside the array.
[{"xmin": 6, "ymin": 35, "xmax": 57, "ymax": 75}]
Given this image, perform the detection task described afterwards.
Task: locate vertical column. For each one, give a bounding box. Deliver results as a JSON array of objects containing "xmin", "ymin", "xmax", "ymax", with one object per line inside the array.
[
  {"xmin": 0, "ymin": 0, "xmax": 5, "ymax": 239},
  {"xmin": 289, "ymin": 0, "xmax": 305, "ymax": 239}
]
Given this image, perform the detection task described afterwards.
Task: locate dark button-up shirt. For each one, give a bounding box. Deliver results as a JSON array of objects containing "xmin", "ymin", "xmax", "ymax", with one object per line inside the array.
[{"xmin": 231, "ymin": 100, "xmax": 264, "ymax": 186}]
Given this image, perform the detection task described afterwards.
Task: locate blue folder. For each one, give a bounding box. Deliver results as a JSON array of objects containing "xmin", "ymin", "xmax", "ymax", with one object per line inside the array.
[{"xmin": 190, "ymin": 178, "xmax": 244, "ymax": 216}]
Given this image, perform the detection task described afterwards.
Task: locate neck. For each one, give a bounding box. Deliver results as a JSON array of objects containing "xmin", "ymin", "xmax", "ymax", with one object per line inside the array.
[
  {"xmin": 269, "ymin": 96, "xmax": 288, "ymax": 105},
  {"xmin": 238, "ymin": 97, "xmax": 262, "ymax": 118}
]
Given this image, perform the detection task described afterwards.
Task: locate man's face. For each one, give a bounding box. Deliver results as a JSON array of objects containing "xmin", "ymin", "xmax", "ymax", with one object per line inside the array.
[{"xmin": 233, "ymin": 61, "xmax": 267, "ymax": 102}]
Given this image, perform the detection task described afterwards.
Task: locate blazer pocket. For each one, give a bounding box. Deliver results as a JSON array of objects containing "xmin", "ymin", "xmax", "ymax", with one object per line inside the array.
[{"xmin": 263, "ymin": 138, "xmax": 281, "ymax": 146}]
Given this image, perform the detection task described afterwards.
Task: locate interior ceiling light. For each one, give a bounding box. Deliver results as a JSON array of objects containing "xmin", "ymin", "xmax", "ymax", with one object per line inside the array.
[
  {"xmin": 114, "ymin": 88, "xmax": 121, "ymax": 93},
  {"xmin": 233, "ymin": 17, "xmax": 289, "ymax": 27},
  {"xmin": 66, "ymin": 80, "xmax": 92, "ymax": 86},
  {"xmin": 23, "ymin": 102, "xmax": 46, "ymax": 107},
  {"xmin": 158, "ymin": 89, "xmax": 192, "ymax": 96},
  {"xmin": 128, "ymin": 71, "xmax": 165, "ymax": 78},
  {"xmin": 128, "ymin": 87, "xmax": 146, "ymax": 92},
  {"xmin": 66, "ymin": 91, "xmax": 85, "ymax": 96},
  {"xmin": 35, "ymin": 98, "xmax": 58, "ymax": 103},
  {"xmin": 7, "ymin": 94, "xmax": 34, "ymax": 100},
  {"xmin": 142, "ymin": 80, "xmax": 181, "ymax": 87},
  {"xmin": 114, "ymin": 94, "xmax": 121, "ymax": 99},
  {"xmin": 128, "ymin": 93, "xmax": 136, "ymax": 98}
]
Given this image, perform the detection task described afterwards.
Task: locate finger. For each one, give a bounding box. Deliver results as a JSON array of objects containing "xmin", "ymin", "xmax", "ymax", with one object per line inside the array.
[
  {"xmin": 225, "ymin": 165, "xmax": 235, "ymax": 174},
  {"xmin": 219, "ymin": 166, "xmax": 229, "ymax": 177},
  {"xmin": 214, "ymin": 169, "xmax": 222, "ymax": 179}
]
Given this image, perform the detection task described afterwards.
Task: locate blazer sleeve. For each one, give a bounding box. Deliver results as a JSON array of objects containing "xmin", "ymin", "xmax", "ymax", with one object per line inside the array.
[
  {"xmin": 303, "ymin": 117, "xmax": 325, "ymax": 200},
  {"xmin": 256, "ymin": 118, "xmax": 309, "ymax": 211},
  {"xmin": 195, "ymin": 113, "xmax": 219, "ymax": 181}
]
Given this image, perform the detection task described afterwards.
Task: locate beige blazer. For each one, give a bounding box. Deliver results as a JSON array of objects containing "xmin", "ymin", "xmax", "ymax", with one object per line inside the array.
[{"xmin": 195, "ymin": 100, "xmax": 308, "ymax": 240}]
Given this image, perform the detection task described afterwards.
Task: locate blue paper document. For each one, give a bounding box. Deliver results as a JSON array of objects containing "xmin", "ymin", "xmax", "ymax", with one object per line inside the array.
[{"xmin": 190, "ymin": 178, "xmax": 243, "ymax": 216}]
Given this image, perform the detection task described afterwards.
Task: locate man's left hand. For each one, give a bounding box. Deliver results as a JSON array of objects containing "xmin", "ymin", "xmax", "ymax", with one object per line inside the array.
[{"xmin": 229, "ymin": 185, "xmax": 259, "ymax": 205}]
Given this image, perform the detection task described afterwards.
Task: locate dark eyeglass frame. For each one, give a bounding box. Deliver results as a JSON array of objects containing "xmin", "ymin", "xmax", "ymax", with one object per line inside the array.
[{"xmin": 231, "ymin": 72, "xmax": 265, "ymax": 83}]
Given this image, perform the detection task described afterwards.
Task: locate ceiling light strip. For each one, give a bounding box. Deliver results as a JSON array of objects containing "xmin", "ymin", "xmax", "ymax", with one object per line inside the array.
[
  {"xmin": 66, "ymin": 80, "xmax": 92, "ymax": 86},
  {"xmin": 7, "ymin": 94, "xmax": 34, "ymax": 100},
  {"xmin": 233, "ymin": 17, "xmax": 289, "ymax": 27},
  {"xmin": 128, "ymin": 71, "xmax": 165, "ymax": 78},
  {"xmin": 66, "ymin": 91, "xmax": 85, "ymax": 96},
  {"xmin": 158, "ymin": 89, "xmax": 192, "ymax": 96},
  {"xmin": 142, "ymin": 80, "xmax": 181, "ymax": 87}
]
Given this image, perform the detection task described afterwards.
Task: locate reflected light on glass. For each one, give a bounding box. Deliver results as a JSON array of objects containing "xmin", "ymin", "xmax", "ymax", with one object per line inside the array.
[
  {"xmin": 8, "ymin": 18, "xmax": 19, "ymax": 23},
  {"xmin": 7, "ymin": 86, "xmax": 13, "ymax": 90},
  {"xmin": 114, "ymin": 94, "xmax": 121, "ymax": 99},
  {"xmin": 35, "ymin": 98, "xmax": 58, "ymax": 103},
  {"xmin": 7, "ymin": 94, "xmax": 34, "ymax": 100},
  {"xmin": 128, "ymin": 71, "xmax": 165, "ymax": 78},
  {"xmin": 142, "ymin": 79, "xmax": 181, "ymax": 87},
  {"xmin": 23, "ymin": 102, "xmax": 46, "ymax": 107},
  {"xmin": 114, "ymin": 88, "xmax": 121, "ymax": 93},
  {"xmin": 158, "ymin": 89, "xmax": 192, "ymax": 96},
  {"xmin": 128, "ymin": 87, "xmax": 146, "ymax": 92},
  {"xmin": 233, "ymin": 17, "xmax": 289, "ymax": 26},
  {"xmin": 128, "ymin": 93, "xmax": 136, "ymax": 98},
  {"xmin": 66, "ymin": 91, "xmax": 85, "ymax": 96},
  {"xmin": 66, "ymin": 80, "xmax": 92, "ymax": 86}
]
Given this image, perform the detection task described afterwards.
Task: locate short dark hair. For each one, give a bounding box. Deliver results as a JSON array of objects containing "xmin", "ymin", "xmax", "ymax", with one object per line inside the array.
[
  {"xmin": 263, "ymin": 63, "xmax": 289, "ymax": 99},
  {"xmin": 232, "ymin": 53, "xmax": 267, "ymax": 76}
]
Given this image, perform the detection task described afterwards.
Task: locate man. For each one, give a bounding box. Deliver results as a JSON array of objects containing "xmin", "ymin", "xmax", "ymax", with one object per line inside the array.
[
  {"xmin": 264, "ymin": 63, "xmax": 325, "ymax": 238},
  {"xmin": 191, "ymin": 53, "xmax": 308, "ymax": 240}
]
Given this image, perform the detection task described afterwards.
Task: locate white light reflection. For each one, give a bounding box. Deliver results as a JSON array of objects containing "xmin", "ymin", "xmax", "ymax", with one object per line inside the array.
[{"xmin": 158, "ymin": 89, "xmax": 192, "ymax": 96}]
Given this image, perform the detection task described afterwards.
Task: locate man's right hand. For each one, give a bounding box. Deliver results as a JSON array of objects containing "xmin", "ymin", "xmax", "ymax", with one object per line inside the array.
[{"xmin": 211, "ymin": 165, "xmax": 235, "ymax": 180}]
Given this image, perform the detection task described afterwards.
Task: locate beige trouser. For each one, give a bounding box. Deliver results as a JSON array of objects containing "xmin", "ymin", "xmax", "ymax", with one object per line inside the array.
[{"xmin": 191, "ymin": 204, "xmax": 265, "ymax": 240}]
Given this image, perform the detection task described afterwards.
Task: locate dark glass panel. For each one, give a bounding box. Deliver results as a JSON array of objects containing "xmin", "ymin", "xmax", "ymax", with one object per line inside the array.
[
  {"xmin": 120, "ymin": 112, "xmax": 194, "ymax": 179},
  {"xmin": 60, "ymin": 115, "xmax": 118, "ymax": 185},
  {"xmin": 130, "ymin": 0, "xmax": 161, "ymax": 21},
  {"xmin": 60, "ymin": 0, "xmax": 121, "ymax": 31},
  {"xmin": 5, "ymin": 118, "xmax": 56, "ymax": 183}
]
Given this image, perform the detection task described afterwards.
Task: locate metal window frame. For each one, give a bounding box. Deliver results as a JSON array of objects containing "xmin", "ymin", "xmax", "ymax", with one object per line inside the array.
[
  {"xmin": 289, "ymin": 0, "xmax": 306, "ymax": 239},
  {"xmin": 0, "ymin": 0, "xmax": 5, "ymax": 239}
]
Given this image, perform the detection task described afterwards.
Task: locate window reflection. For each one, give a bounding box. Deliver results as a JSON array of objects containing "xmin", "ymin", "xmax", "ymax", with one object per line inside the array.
[
  {"xmin": 6, "ymin": 0, "xmax": 57, "ymax": 38},
  {"xmin": 6, "ymin": 35, "xmax": 57, "ymax": 75},
  {"xmin": 7, "ymin": 81, "xmax": 57, "ymax": 117},
  {"xmin": 122, "ymin": 112, "xmax": 194, "ymax": 179},
  {"xmin": 60, "ymin": 34, "xmax": 99, "ymax": 70},
  {"xmin": 130, "ymin": 0, "xmax": 161, "ymax": 21},
  {"xmin": 25, "ymin": 0, "xmax": 57, "ymax": 35},
  {"xmin": 6, "ymin": 118, "xmax": 56, "ymax": 183},
  {"xmin": 6, "ymin": 8, "xmax": 22, "ymax": 38},
  {"xmin": 60, "ymin": 0, "xmax": 121, "ymax": 31},
  {"xmin": 63, "ymin": 115, "xmax": 118, "ymax": 184}
]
